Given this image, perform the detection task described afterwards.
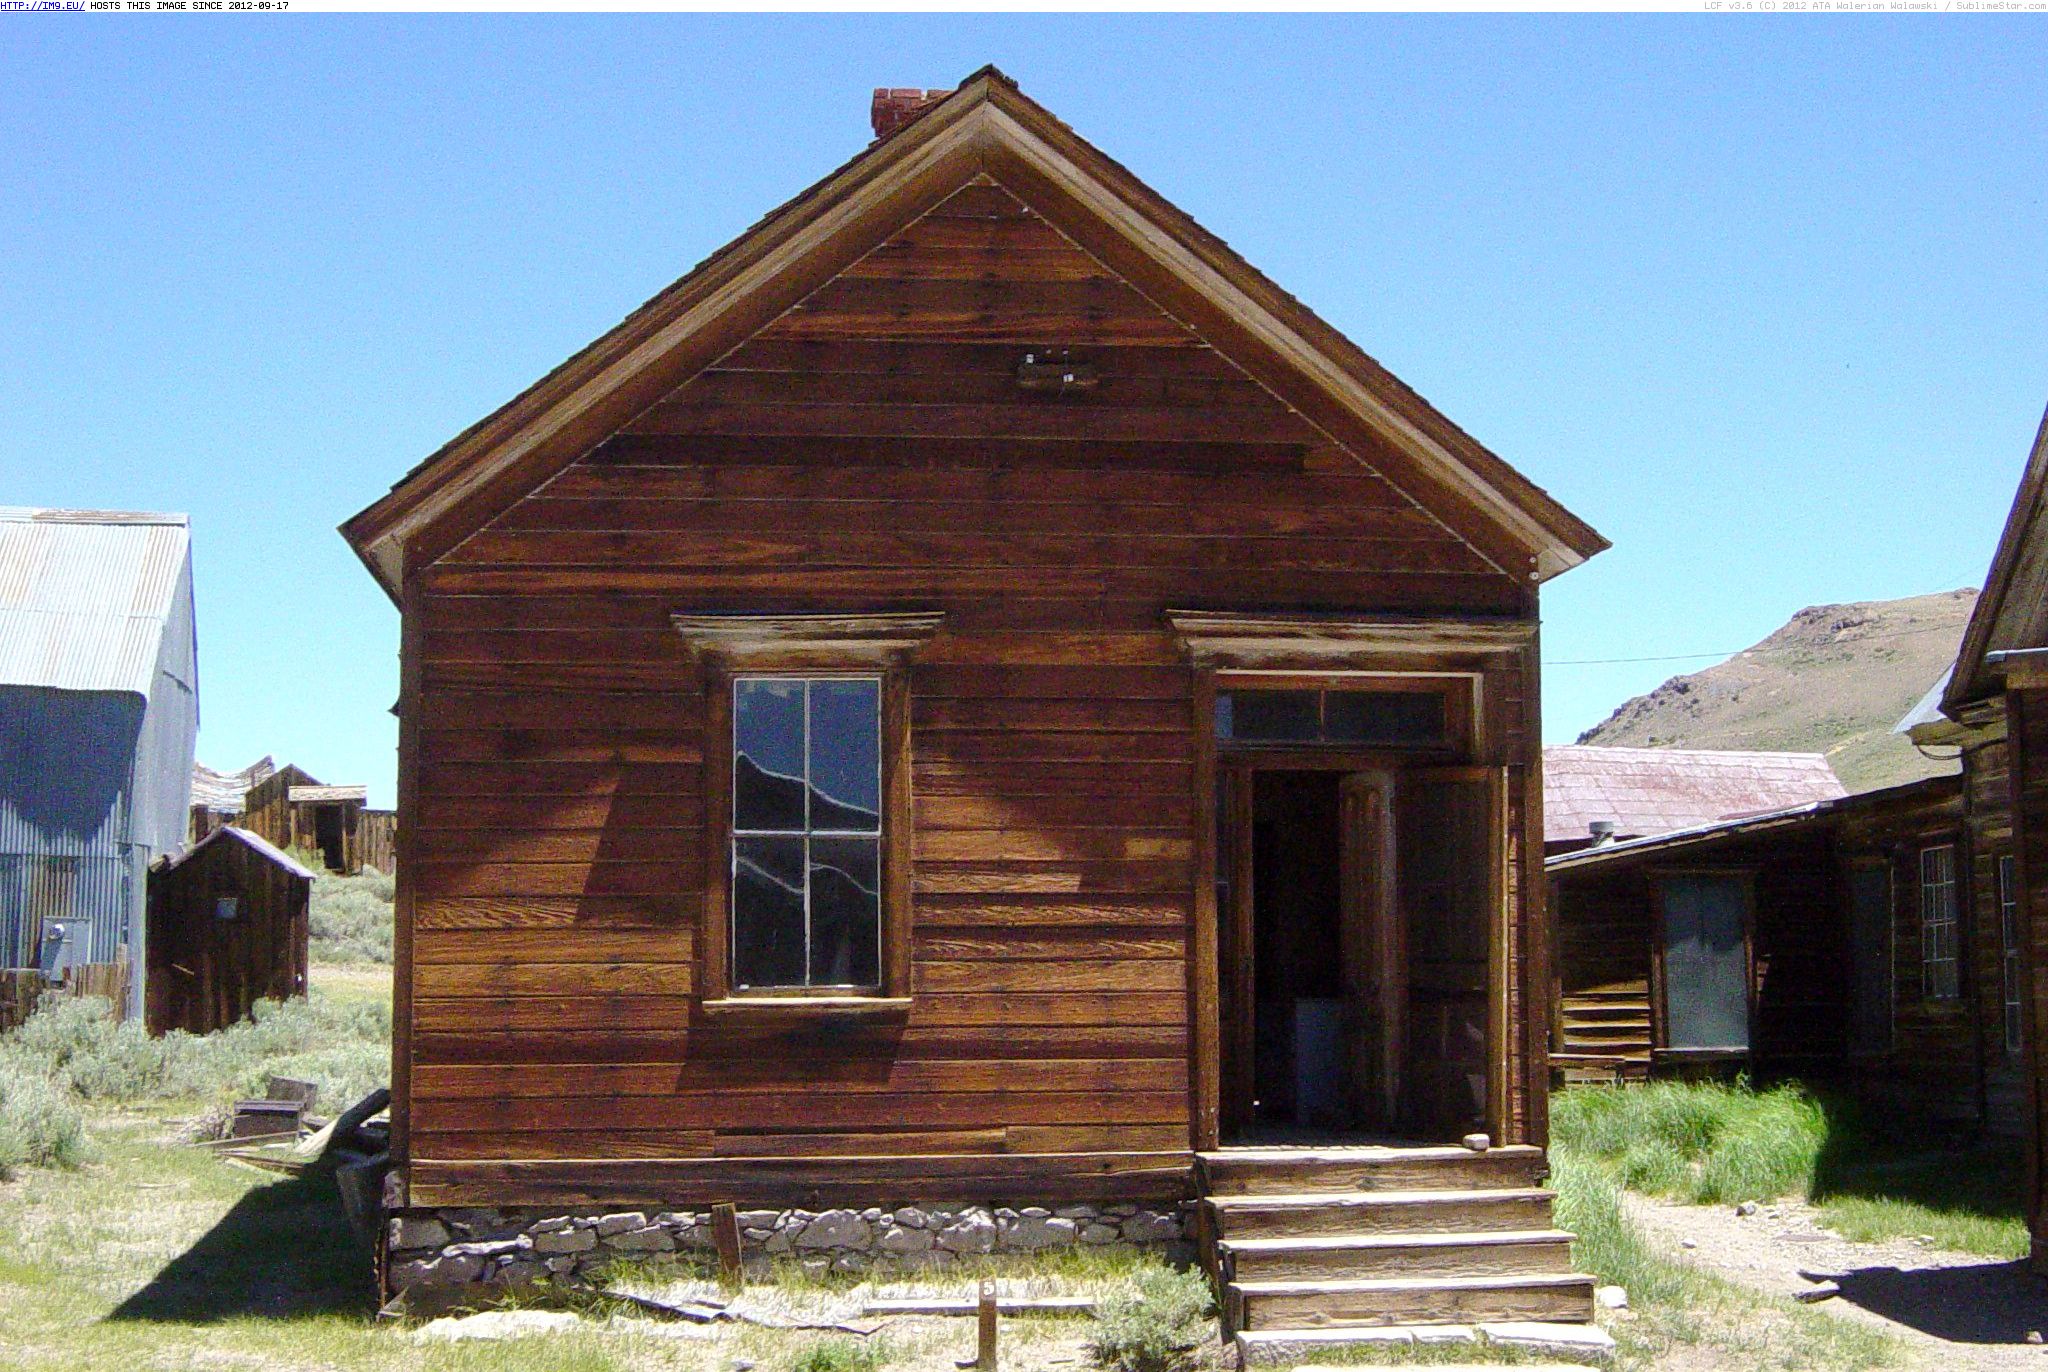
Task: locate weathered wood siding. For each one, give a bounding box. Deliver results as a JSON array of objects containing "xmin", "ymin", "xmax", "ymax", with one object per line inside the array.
[
  {"xmin": 1962, "ymin": 737, "xmax": 2025, "ymax": 1135},
  {"xmin": 144, "ymin": 836, "xmax": 309, "ymax": 1036},
  {"xmin": 2006, "ymin": 691, "xmax": 2048, "ymax": 1266},
  {"xmin": 400, "ymin": 182, "xmax": 1534, "ymax": 1205}
]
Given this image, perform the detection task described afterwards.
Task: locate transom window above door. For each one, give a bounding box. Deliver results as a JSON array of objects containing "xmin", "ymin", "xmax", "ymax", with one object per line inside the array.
[
  {"xmin": 732, "ymin": 677, "xmax": 882, "ymax": 990},
  {"xmin": 1215, "ymin": 687, "xmax": 1451, "ymax": 748}
]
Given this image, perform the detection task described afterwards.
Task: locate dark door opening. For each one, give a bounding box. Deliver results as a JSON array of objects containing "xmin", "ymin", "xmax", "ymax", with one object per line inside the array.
[
  {"xmin": 313, "ymin": 805, "xmax": 346, "ymax": 873},
  {"xmin": 1218, "ymin": 764, "xmax": 1499, "ymax": 1145}
]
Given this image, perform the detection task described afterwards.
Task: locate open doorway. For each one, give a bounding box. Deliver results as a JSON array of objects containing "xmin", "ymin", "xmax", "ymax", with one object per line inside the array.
[
  {"xmin": 312, "ymin": 805, "xmax": 346, "ymax": 873},
  {"xmin": 1218, "ymin": 763, "xmax": 1497, "ymax": 1144}
]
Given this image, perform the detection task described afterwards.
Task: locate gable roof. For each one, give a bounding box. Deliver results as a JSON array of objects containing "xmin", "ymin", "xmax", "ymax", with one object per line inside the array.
[
  {"xmin": 1945, "ymin": 402, "xmax": 2048, "ymax": 713},
  {"xmin": 0, "ymin": 507, "xmax": 191, "ymax": 696},
  {"xmin": 341, "ymin": 66, "xmax": 1606, "ymax": 600},
  {"xmin": 156, "ymin": 823, "xmax": 317, "ymax": 880},
  {"xmin": 1542, "ymin": 744, "xmax": 1846, "ymax": 846}
]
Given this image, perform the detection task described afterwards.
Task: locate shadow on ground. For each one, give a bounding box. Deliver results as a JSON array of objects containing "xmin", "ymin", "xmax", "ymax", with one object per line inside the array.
[
  {"xmin": 1834, "ymin": 1260, "xmax": 2048, "ymax": 1344},
  {"xmin": 106, "ymin": 1171, "xmax": 376, "ymax": 1322}
]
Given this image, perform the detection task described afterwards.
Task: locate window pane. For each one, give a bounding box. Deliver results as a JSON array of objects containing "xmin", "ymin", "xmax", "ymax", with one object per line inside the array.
[
  {"xmin": 733, "ymin": 835, "xmax": 806, "ymax": 987},
  {"xmin": 735, "ymin": 680, "xmax": 806, "ymax": 831},
  {"xmin": 809, "ymin": 836, "xmax": 880, "ymax": 987},
  {"xmin": 809, "ymin": 679, "xmax": 881, "ymax": 833},
  {"xmin": 1324, "ymin": 691, "xmax": 1445, "ymax": 746},
  {"xmin": 1218, "ymin": 690, "xmax": 1319, "ymax": 742},
  {"xmin": 1662, "ymin": 874, "xmax": 1750, "ymax": 1050}
]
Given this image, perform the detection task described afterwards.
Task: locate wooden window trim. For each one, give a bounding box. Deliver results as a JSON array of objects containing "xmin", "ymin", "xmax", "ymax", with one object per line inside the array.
[
  {"xmin": 677, "ymin": 613, "xmax": 940, "ymax": 1010},
  {"xmin": 1998, "ymin": 852, "xmax": 2023, "ymax": 1055}
]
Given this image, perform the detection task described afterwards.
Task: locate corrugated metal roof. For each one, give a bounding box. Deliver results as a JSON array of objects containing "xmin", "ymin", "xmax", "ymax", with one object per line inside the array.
[
  {"xmin": 191, "ymin": 758, "xmax": 276, "ymax": 812},
  {"xmin": 0, "ymin": 507, "xmax": 191, "ymax": 695},
  {"xmin": 1894, "ymin": 667, "xmax": 1954, "ymax": 735},
  {"xmin": 1543, "ymin": 744, "xmax": 1847, "ymax": 845}
]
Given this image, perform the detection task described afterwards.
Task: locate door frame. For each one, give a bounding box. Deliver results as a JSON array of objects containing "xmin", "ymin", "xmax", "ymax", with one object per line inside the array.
[
  {"xmin": 1192, "ymin": 666, "xmax": 1500, "ymax": 1148},
  {"xmin": 1648, "ymin": 865, "xmax": 1758, "ymax": 1063}
]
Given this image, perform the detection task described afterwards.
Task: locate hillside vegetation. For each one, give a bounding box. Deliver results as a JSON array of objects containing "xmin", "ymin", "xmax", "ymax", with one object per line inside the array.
[{"xmin": 1577, "ymin": 589, "xmax": 1976, "ymax": 792}]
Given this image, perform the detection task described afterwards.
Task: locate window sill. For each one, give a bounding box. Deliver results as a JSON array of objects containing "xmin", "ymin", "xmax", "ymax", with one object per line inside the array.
[{"xmin": 699, "ymin": 996, "xmax": 913, "ymax": 1019}]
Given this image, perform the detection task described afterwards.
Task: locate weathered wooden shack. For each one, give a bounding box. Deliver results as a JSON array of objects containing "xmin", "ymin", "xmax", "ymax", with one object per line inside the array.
[
  {"xmin": 1916, "ymin": 402, "xmax": 2048, "ymax": 1271},
  {"xmin": 0, "ymin": 507, "xmax": 199, "ymax": 1021},
  {"xmin": 144, "ymin": 825, "xmax": 311, "ymax": 1035},
  {"xmin": 241, "ymin": 765, "xmax": 374, "ymax": 874},
  {"xmin": 189, "ymin": 757, "xmax": 277, "ymax": 844},
  {"xmin": 341, "ymin": 72, "xmax": 1614, "ymax": 1342},
  {"xmin": 1546, "ymin": 774, "xmax": 2005, "ymax": 1128}
]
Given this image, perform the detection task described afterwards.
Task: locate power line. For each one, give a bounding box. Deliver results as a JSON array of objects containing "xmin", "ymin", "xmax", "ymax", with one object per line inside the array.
[{"xmin": 1547, "ymin": 621, "xmax": 1966, "ymax": 668}]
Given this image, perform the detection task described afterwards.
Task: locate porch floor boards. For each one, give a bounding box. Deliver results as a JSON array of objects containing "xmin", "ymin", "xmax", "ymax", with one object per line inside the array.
[{"xmin": 1196, "ymin": 1144, "xmax": 1599, "ymax": 1352}]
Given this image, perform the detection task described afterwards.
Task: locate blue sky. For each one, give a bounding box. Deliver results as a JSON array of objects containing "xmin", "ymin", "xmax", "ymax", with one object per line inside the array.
[{"xmin": 3, "ymin": 18, "xmax": 2044, "ymax": 805}]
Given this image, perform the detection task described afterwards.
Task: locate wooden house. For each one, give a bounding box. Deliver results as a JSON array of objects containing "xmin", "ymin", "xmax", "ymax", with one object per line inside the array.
[
  {"xmin": 144, "ymin": 825, "xmax": 312, "ymax": 1035},
  {"xmin": 341, "ymin": 72, "xmax": 1614, "ymax": 1343},
  {"xmin": 1546, "ymin": 773, "xmax": 2016, "ymax": 1129},
  {"xmin": 1915, "ymin": 403, "xmax": 2048, "ymax": 1271}
]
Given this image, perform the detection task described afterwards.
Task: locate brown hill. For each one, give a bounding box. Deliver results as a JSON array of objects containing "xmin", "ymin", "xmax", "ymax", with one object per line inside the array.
[{"xmin": 1574, "ymin": 589, "xmax": 1978, "ymax": 793}]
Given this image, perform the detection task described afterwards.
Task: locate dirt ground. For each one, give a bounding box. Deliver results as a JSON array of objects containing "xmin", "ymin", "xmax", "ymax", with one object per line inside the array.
[{"xmin": 1625, "ymin": 1193, "xmax": 2048, "ymax": 1371}]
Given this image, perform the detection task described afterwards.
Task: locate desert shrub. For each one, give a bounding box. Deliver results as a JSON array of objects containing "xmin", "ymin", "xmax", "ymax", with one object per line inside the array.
[
  {"xmin": 0, "ymin": 1068, "xmax": 88, "ymax": 1176},
  {"xmin": 307, "ymin": 867, "xmax": 396, "ymax": 965},
  {"xmin": 787, "ymin": 1339, "xmax": 887, "ymax": 1372},
  {"xmin": 1087, "ymin": 1266, "xmax": 1213, "ymax": 1372},
  {"xmin": 0, "ymin": 992, "xmax": 389, "ymax": 1112},
  {"xmin": 1550, "ymin": 1079, "xmax": 1827, "ymax": 1204}
]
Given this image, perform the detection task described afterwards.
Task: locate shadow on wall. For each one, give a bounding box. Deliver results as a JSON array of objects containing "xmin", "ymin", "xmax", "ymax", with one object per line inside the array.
[{"xmin": 104, "ymin": 1172, "xmax": 375, "ymax": 1323}]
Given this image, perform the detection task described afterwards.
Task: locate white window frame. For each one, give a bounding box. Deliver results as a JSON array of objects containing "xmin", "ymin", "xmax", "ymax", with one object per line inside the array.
[
  {"xmin": 2000, "ymin": 853, "xmax": 2023, "ymax": 1054},
  {"xmin": 1919, "ymin": 844, "xmax": 1960, "ymax": 1004}
]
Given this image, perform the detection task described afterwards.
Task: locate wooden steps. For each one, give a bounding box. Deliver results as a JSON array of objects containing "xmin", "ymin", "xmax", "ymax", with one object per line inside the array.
[{"xmin": 1197, "ymin": 1145, "xmax": 1598, "ymax": 1342}]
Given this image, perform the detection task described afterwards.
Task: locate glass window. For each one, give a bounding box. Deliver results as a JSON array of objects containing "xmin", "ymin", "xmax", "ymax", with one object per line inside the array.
[
  {"xmin": 1919, "ymin": 844, "xmax": 1960, "ymax": 1003},
  {"xmin": 2000, "ymin": 854, "xmax": 2023, "ymax": 1054},
  {"xmin": 732, "ymin": 678, "xmax": 881, "ymax": 990},
  {"xmin": 1661, "ymin": 873, "xmax": 1751, "ymax": 1051},
  {"xmin": 1216, "ymin": 687, "xmax": 1448, "ymax": 748}
]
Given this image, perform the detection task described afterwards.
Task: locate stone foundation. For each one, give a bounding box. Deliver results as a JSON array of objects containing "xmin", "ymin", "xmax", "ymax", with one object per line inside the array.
[{"xmin": 386, "ymin": 1202, "xmax": 1192, "ymax": 1294}]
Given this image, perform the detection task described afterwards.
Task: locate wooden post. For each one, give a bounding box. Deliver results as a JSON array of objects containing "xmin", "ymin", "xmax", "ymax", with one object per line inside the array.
[
  {"xmin": 975, "ymin": 1277, "xmax": 998, "ymax": 1371},
  {"xmin": 712, "ymin": 1202, "xmax": 743, "ymax": 1286}
]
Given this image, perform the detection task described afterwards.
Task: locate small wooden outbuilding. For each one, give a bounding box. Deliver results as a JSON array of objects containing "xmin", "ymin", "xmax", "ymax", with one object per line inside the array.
[
  {"xmin": 144, "ymin": 825, "xmax": 312, "ymax": 1036},
  {"xmin": 241, "ymin": 765, "xmax": 375, "ymax": 875}
]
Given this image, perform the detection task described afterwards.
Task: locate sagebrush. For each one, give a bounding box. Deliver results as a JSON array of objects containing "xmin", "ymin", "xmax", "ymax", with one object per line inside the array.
[
  {"xmin": 0, "ymin": 992, "xmax": 389, "ymax": 1114},
  {"xmin": 1087, "ymin": 1265, "xmax": 1213, "ymax": 1372},
  {"xmin": 0, "ymin": 1068, "xmax": 89, "ymax": 1177},
  {"xmin": 306, "ymin": 866, "xmax": 395, "ymax": 965}
]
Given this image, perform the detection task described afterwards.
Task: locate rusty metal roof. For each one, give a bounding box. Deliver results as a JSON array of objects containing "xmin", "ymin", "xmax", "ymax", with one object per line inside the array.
[
  {"xmin": 1543, "ymin": 745, "xmax": 1847, "ymax": 845},
  {"xmin": 0, "ymin": 507, "xmax": 191, "ymax": 695}
]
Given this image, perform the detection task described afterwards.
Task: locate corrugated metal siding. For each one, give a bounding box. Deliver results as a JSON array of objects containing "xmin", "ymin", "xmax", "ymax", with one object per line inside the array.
[
  {"xmin": 0, "ymin": 510, "xmax": 190, "ymax": 696},
  {"xmin": 0, "ymin": 688, "xmax": 144, "ymax": 971}
]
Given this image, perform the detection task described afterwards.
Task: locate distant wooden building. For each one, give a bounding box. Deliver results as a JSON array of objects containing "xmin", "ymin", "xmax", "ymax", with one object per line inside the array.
[
  {"xmin": 144, "ymin": 825, "xmax": 311, "ymax": 1035},
  {"xmin": 241, "ymin": 765, "xmax": 379, "ymax": 875},
  {"xmin": 189, "ymin": 757, "xmax": 276, "ymax": 843},
  {"xmin": 341, "ymin": 70, "xmax": 1619, "ymax": 1336},
  {"xmin": 1913, "ymin": 403, "xmax": 2048, "ymax": 1272},
  {"xmin": 1546, "ymin": 774, "xmax": 2008, "ymax": 1132}
]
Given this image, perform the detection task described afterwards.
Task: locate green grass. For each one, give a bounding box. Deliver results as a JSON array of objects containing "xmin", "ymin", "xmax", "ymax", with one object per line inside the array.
[{"xmin": 1552, "ymin": 1079, "xmax": 2027, "ymax": 1258}]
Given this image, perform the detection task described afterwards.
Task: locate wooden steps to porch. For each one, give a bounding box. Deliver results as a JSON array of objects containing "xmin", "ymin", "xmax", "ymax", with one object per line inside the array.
[{"xmin": 1197, "ymin": 1145, "xmax": 1597, "ymax": 1348}]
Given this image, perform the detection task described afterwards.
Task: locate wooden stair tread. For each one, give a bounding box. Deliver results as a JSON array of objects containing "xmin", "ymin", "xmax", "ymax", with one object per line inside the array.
[
  {"xmin": 1231, "ymin": 1272, "xmax": 1594, "ymax": 1296},
  {"xmin": 1205, "ymin": 1186, "xmax": 1553, "ymax": 1209},
  {"xmin": 1220, "ymin": 1228, "xmax": 1573, "ymax": 1254},
  {"xmin": 1200, "ymin": 1144, "xmax": 1542, "ymax": 1165}
]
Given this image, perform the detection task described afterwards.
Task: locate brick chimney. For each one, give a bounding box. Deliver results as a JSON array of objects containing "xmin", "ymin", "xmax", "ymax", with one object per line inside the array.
[{"xmin": 871, "ymin": 87, "xmax": 952, "ymax": 140}]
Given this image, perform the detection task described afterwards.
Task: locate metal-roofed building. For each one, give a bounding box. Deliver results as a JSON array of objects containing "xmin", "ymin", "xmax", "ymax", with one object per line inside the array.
[
  {"xmin": 0, "ymin": 507, "xmax": 199, "ymax": 1018},
  {"xmin": 1543, "ymin": 744, "xmax": 1848, "ymax": 856}
]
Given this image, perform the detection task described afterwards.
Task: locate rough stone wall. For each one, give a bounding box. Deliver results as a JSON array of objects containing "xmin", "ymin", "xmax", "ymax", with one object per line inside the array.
[{"xmin": 388, "ymin": 1202, "xmax": 1192, "ymax": 1292}]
